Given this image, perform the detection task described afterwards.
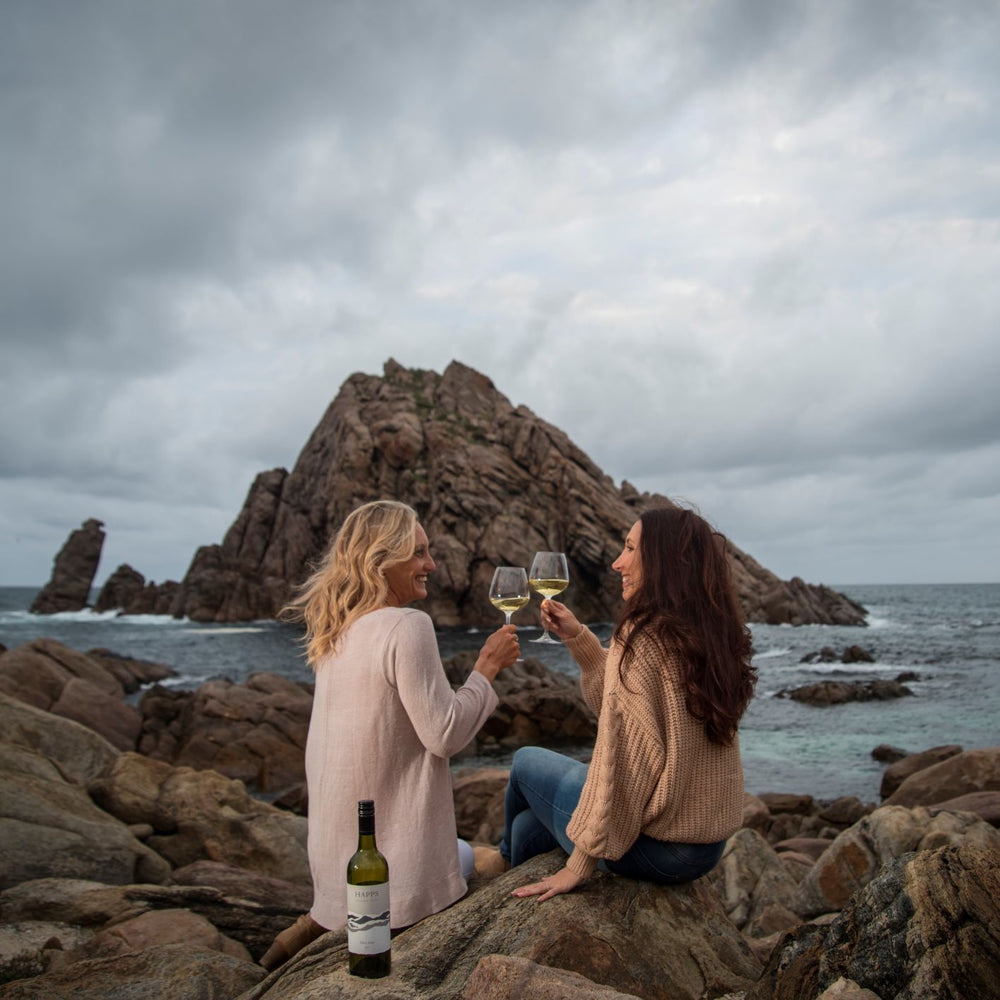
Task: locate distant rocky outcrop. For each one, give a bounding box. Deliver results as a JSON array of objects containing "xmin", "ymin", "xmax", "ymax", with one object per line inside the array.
[
  {"xmin": 29, "ymin": 519, "xmax": 105, "ymax": 614},
  {"xmin": 36, "ymin": 360, "xmax": 865, "ymax": 628},
  {"xmin": 94, "ymin": 569, "xmax": 179, "ymax": 616},
  {"xmin": 775, "ymin": 676, "xmax": 915, "ymax": 706},
  {"xmin": 92, "ymin": 564, "xmax": 146, "ymax": 613}
]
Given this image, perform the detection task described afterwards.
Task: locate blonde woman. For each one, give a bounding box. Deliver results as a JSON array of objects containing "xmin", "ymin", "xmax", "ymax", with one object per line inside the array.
[{"xmin": 261, "ymin": 500, "xmax": 519, "ymax": 970}]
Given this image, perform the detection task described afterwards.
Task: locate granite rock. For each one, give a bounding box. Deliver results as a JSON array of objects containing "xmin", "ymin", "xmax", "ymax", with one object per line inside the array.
[
  {"xmin": 751, "ymin": 845, "xmax": 1000, "ymax": 1000},
  {"xmin": 882, "ymin": 745, "xmax": 999, "ymax": 806},
  {"xmin": 29, "ymin": 519, "xmax": 105, "ymax": 614},
  {"xmin": 99, "ymin": 360, "xmax": 867, "ymax": 628}
]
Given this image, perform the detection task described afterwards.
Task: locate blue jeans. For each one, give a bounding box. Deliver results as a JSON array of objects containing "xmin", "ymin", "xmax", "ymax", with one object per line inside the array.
[{"xmin": 498, "ymin": 746, "xmax": 725, "ymax": 885}]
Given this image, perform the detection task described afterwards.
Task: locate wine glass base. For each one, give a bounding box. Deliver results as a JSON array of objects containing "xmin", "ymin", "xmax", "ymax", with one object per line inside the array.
[{"xmin": 530, "ymin": 634, "xmax": 560, "ymax": 644}]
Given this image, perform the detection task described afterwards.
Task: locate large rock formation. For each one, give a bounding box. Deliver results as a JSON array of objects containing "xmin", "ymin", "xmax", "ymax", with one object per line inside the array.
[
  {"xmin": 73, "ymin": 359, "xmax": 862, "ymax": 626},
  {"xmin": 240, "ymin": 852, "xmax": 763, "ymax": 1000},
  {"xmin": 29, "ymin": 518, "xmax": 105, "ymax": 614}
]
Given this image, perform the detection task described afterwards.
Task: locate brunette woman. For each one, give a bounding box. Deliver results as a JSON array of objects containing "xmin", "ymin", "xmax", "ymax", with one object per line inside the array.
[{"xmin": 483, "ymin": 505, "xmax": 756, "ymax": 900}]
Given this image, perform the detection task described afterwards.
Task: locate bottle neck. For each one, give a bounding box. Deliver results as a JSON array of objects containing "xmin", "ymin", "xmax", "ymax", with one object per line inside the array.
[{"xmin": 357, "ymin": 811, "xmax": 376, "ymax": 847}]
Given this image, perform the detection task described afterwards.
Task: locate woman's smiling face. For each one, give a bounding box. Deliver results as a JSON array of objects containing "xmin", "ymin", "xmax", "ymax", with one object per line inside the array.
[
  {"xmin": 612, "ymin": 520, "xmax": 642, "ymax": 600},
  {"xmin": 384, "ymin": 523, "xmax": 435, "ymax": 607}
]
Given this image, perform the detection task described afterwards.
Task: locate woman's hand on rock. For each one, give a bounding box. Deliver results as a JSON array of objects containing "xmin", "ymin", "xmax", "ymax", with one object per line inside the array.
[
  {"xmin": 540, "ymin": 600, "xmax": 583, "ymax": 641},
  {"xmin": 511, "ymin": 866, "xmax": 583, "ymax": 902},
  {"xmin": 473, "ymin": 625, "xmax": 519, "ymax": 681}
]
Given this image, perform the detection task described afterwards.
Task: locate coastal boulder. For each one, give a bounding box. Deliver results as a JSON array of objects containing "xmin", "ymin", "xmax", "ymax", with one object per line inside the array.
[
  {"xmin": 0, "ymin": 865, "xmax": 312, "ymax": 967},
  {"xmin": 929, "ymin": 790, "xmax": 1000, "ymax": 827},
  {"xmin": 0, "ymin": 943, "xmax": 264, "ymax": 1000},
  {"xmin": 29, "ymin": 519, "xmax": 105, "ymax": 614},
  {"xmin": 792, "ymin": 804, "xmax": 1000, "ymax": 918},
  {"xmin": 883, "ymin": 746, "xmax": 1000, "ymax": 807},
  {"xmin": 0, "ymin": 741, "xmax": 170, "ymax": 891},
  {"xmin": 453, "ymin": 766, "xmax": 509, "ymax": 844},
  {"xmin": 138, "ymin": 673, "xmax": 313, "ymax": 796},
  {"xmin": 240, "ymin": 851, "xmax": 761, "ymax": 1000},
  {"xmin": 446, "ymin": 652, "xmax": 597, "ymax": 754},
  {"xmin": 87, "ymin": 752, "xmax": 310, "ymax": 883},
  {"xmin": 0, "ymin": 640, "xmax": 142, "ymax": 751},
  {"xmin": 50, "ymin": 677, "xmax": 140, "ymax": 752},
  {"xmin": 0, "ymin": 692, "xmax": 118, "ymax": 788},
  {"xmin": 751, "ymin": 845, "xmax": 1000, "ymax": 1000},
  {"xmin": 85, "ymin": 648, "xmax": 176, "ymax": 693},
  {"xmin": 704, "ymin": 828, "xmax": 802, "ymax": 936},
  {"xmin": 879, "ymin": 743, "xmax": 963, "ymax": 799},
  {"xmin": 49, "ymin": 907, "xmax": 252, "ymax": 965}
]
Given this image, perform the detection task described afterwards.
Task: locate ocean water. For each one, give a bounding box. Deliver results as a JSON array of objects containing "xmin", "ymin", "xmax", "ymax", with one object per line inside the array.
[{"xmin": 1, "ymin": 584, "xmax": 997, "ymax": 804}]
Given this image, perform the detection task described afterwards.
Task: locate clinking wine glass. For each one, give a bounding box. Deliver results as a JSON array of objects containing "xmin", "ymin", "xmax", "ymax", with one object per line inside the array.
[
  {"xmin": 489, "ymin": 566, "xmax": 530, "ymax": 626},
  {"xmin": 529, "ymin": 551, "xmax": 569, "ymax": 644}
]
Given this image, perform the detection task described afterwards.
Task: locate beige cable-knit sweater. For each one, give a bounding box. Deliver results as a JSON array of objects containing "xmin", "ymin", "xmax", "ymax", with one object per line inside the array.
[
  {"xmin": 305, "ymin": 607, "xmax": 497, "ymax": 930},
  {"xmin": 562, "ymin": 625, "xmax": 745, "ymax": 878}
]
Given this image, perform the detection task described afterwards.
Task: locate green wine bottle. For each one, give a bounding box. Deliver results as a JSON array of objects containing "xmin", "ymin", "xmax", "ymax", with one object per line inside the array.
[{"xmin": 346, "ymin": 799, "xmax": 391, "ymax": 978}]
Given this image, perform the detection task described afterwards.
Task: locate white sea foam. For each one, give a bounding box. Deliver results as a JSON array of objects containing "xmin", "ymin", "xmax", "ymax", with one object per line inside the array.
[
  {"xmin": 796, "ymin": 661, "xmax": 906, "ymax": 675},
  {"xmin": 752, "ymin": 646, "xmax": 792, "ymax": 661},
  {"xmin": 182, "ymin": 626, "xmax": 267, "ymax": 635},
  {"xmin": 864, "ymin": 615, "xmax": 894, "ymax": 629}
]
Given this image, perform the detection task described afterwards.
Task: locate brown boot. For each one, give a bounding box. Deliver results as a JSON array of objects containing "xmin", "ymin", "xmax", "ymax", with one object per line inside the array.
[
  {"xmin": 260, "ymin": 912, "xmax": 327, "ymax": 971},
  {"xmin": 473, "ymin": 846, "xmax": 510, "ymax": 877}
]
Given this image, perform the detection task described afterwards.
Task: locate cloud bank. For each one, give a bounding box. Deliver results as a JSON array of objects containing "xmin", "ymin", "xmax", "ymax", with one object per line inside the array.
[{"xmin": 2, "ymin": 0, "xmax": 998, "ymax": 587}]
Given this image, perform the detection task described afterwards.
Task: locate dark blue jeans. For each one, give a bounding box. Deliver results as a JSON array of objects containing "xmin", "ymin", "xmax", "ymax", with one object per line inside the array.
[{"xmin": 498, "ymin": 746, "xmax": 725, "ymax": 884}]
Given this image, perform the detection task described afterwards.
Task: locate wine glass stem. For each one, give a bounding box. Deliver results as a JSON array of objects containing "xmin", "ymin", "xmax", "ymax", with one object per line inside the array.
[{"xmin": 504, "ymin": 613, "xmax": 512, "ymax": 625}]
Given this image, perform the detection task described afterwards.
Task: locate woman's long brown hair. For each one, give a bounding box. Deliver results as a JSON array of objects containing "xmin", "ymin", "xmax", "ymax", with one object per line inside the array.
[{"xmin": 613, "ymin": 506, "xmax": 756, "ymax": 745}]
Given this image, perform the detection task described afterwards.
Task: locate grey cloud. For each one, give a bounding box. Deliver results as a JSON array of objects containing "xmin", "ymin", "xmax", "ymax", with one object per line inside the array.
[{"xmin": 2, "ymin": 0, "xmax": 999, "ymax": 586}]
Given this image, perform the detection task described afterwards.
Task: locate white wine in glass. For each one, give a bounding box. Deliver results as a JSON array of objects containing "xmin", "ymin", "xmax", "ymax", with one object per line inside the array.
[
  {"xmin": 529, "ymin": 551, "xmax": 569, "ymax": 644},
  {"xmin": 489, "ymin": 566, "xmax": 530, "ymax": 626}
]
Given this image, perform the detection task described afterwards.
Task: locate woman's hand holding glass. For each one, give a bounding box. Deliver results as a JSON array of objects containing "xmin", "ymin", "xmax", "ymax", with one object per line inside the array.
[
  {"xmin": 473, "ymin": 623, "xmax": 519, "ymax": 682},
  {"xmin": 538, "ymin": 599, "xmax": 583, "ymax": 642}
]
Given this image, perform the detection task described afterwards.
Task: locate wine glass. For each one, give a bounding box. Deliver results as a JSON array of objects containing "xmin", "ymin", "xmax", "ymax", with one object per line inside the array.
[
  {"xmin": 528, "ymin": 551, "xmax": 569, "ymax": 644},
  {"xmin": 489, "ymin": 566, "xmax": 530, "ymax": 626}
]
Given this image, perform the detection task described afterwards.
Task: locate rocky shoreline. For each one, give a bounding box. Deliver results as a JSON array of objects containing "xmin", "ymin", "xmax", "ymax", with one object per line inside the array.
[{"xmin": 1, "ymin": 637, "xmax": 998, "ymax": 998}]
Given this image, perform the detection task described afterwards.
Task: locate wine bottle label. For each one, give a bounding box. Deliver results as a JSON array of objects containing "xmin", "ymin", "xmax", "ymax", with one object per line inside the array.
[{"xmin": 346, "ymin": 883, "xmax": 390, "ymax": 955}]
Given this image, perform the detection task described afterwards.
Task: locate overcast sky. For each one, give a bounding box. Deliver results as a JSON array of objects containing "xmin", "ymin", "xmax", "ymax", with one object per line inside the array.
[{"xmin": 2, "ymin": 0, "xmax": 998, "ymax": 591}]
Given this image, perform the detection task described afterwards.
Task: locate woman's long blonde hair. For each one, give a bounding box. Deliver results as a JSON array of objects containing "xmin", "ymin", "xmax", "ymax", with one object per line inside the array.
[{"xmin": 284, "ymin": 500, "xmax": 419, "ymax": 668}]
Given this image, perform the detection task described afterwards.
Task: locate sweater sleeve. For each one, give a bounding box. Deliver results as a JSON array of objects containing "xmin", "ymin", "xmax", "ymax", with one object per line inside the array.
[
  {"xmin": 386, "ymin": 611, "xmax": 499, "ymax": 758},
  {"xmin": 564, "ymin": 638, "xmax": 668, "ymax": 877},
  {"xmin": 563, "ymin": 625, "xmax": 609, "ymax": 716}
]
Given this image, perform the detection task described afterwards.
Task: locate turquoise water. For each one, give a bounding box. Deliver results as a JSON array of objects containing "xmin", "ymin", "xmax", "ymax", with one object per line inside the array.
[{"xmin": 2, "ymin": 583, "xmax": 997, "ymax": 803}]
